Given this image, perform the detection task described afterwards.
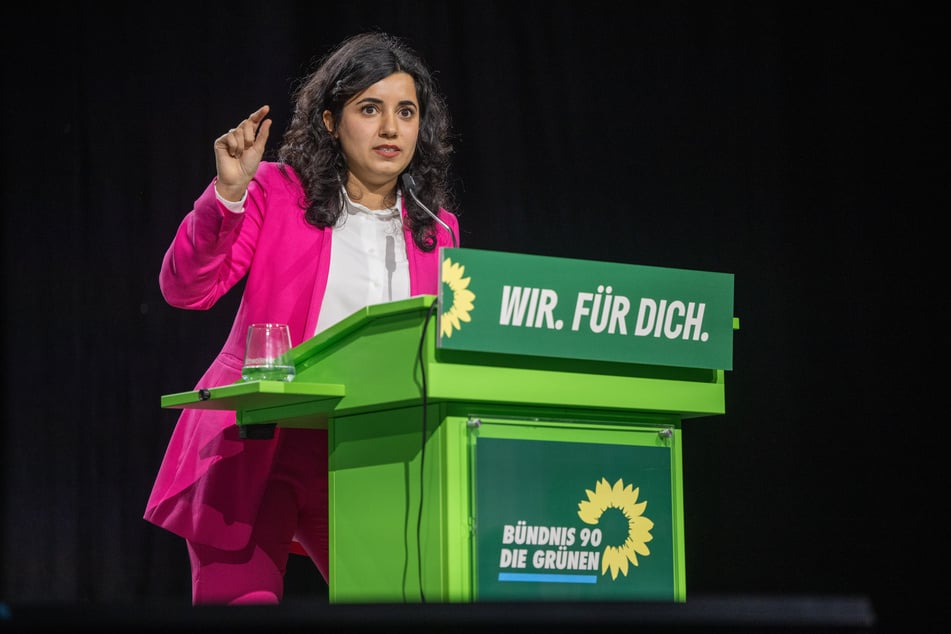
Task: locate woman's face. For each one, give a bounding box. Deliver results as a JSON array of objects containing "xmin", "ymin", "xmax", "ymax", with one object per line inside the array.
[{"xmin": 323, "ymin": 71, "xmax": 420, "ymax": 199}]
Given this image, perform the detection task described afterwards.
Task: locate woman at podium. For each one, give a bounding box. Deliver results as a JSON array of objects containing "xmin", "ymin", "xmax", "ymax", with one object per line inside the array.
[{"xmin": 144, "ymin": 31, "xmax": 460, "ymax": 605}]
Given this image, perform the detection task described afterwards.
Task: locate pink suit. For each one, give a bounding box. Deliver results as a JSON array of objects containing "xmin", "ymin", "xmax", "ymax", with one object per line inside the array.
[{"xmin": 145, "ymin": 162, "xmax": 459, "ymax": 574}]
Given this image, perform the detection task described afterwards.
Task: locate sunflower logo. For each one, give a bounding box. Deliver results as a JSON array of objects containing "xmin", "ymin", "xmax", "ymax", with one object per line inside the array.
[
  {"xmin": 440, "ymin": 256, "xmax": 476, "ymax": 338},
  {"xmin": 577, "ymin": 477, "xmax": 654, "ymax": 580}
]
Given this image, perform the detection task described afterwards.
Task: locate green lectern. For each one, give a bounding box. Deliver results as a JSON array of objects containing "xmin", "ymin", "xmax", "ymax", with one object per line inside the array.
[{"xmin": 162, "ymin": 247, "xmax": 736, "ymax": 604}]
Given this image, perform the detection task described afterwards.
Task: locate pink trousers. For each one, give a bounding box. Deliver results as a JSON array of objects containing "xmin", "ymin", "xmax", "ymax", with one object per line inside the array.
[{"xmin": 186, "ymin": 428, "xmax": 329, "ymax": 605}]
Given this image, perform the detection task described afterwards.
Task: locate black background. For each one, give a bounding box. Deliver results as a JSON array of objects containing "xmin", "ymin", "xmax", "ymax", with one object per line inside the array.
[{"xmin": 1, "ymin": 1, "xmax": 943, "ymax": 630}]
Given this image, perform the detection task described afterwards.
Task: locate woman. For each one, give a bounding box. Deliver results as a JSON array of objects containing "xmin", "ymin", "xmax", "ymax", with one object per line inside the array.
[{"xmin": 145, "ymin": 31, "xmax": 460, "ymax": 605}]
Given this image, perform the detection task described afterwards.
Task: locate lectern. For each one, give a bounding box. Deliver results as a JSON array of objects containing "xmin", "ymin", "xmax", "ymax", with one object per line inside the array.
[{"xmin": 162, "ymin": 248, "xmax": 736, "ymax": 604}]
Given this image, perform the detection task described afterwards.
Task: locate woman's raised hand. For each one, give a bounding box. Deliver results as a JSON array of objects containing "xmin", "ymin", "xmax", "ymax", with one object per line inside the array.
[{"xmin": 213, "ymin": 105, "xmax": 272, "ymax": 202}]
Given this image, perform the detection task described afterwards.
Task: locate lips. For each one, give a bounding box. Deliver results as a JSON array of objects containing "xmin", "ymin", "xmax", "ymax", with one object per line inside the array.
[{"xmin": 374, "ymin": 145, "xmax": 401, "ymax": 157}]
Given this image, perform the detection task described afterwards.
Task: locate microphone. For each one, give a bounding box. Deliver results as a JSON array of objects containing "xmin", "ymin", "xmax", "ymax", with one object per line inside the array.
[
  {"xmin": 384, "ymin": 235, "xmax": 396, "ymax": 300},
  {"xmin": 401, "ymin": 172, "xmax": 457, "ymax": 248}
]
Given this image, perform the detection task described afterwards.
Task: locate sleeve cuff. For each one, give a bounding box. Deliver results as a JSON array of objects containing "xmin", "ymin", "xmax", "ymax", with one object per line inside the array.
[{"xmin": 214, "ymin": 183, "xmax": 247, "ymax": 213}]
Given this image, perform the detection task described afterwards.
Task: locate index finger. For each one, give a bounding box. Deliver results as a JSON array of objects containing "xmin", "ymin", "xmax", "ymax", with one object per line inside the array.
[{"xmin": 249, "ymin": 105, "xmax": 270, "ymax": 125}]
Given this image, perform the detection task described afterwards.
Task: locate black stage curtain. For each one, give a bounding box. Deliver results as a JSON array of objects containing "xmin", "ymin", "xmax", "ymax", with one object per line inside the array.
[{"xmin": 1, "ymin": 2, "xmax": 942, "ymax": 630}]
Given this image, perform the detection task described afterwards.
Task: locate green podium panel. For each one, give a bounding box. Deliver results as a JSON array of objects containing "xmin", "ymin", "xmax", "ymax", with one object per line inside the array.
[
  {"xmin": 325, "ymin": 404, "xmax": 684, "ymax": 603},
  {"xmin": 328, "ymin": 405, "xmax": 472, "ymax": 603},
  {"xmin": 161, "ymin": 248, "xmax": 736, "ymax": 605},
  {"xmin": 472, "ymin": 419, "xmax": 681, "ymax": 602}
]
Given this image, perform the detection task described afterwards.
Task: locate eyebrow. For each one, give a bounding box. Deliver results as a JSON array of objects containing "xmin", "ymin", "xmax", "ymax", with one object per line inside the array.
[{"xmin": 355, "ymin": 97, "xmax": 418, "ymax": 108}]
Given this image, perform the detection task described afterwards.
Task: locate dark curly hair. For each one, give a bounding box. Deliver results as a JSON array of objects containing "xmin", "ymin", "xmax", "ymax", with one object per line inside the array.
[{"xmin": 277, "ymin": 31, "xmax": 456, "ymax": 251}]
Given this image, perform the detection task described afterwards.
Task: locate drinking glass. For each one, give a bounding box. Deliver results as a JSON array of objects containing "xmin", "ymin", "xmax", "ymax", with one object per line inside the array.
[{"xmin": 242, "ymin": 323, "xmax": 296, "ymax": 382}]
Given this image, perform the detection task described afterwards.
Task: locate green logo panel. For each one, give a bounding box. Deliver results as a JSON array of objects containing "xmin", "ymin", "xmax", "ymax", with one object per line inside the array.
[
  {"xmin": 474, "ymin": 436, "xmax": 675, "ymax": 601},
  {"xmin": 439, "ymin": 247, "xmax": 734, "ymax": 370}
]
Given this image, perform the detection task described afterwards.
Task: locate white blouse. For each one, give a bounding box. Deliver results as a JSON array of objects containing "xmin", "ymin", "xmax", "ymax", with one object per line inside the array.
[{"xmin": 315, "ymin": 190, "xmax": 411, "ymax": 334}]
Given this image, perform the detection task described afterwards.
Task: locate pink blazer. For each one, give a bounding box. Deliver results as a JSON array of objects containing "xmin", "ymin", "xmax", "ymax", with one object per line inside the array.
[{"xmin": 144, "ymin": 162, "xmax": 459, "ymax": 550}]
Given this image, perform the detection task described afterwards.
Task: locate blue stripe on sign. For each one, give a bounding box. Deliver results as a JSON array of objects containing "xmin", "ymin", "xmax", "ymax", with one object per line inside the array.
[{"xmin": 498, "ymin": 573, "xmax": 597, "ymax": 584}]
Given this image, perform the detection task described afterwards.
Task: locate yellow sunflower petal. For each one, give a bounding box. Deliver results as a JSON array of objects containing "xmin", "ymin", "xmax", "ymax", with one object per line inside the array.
[
  {"xmin": 449, "ymin": 273, "xmax": 471, "ymax": 292},
  {"xmin": 602, "ymin": 546, "xmax": 623, "ymax": 580},
  {"xmin": 577, "ymin": 499, "xmax": 603, "ymax": 524}
]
